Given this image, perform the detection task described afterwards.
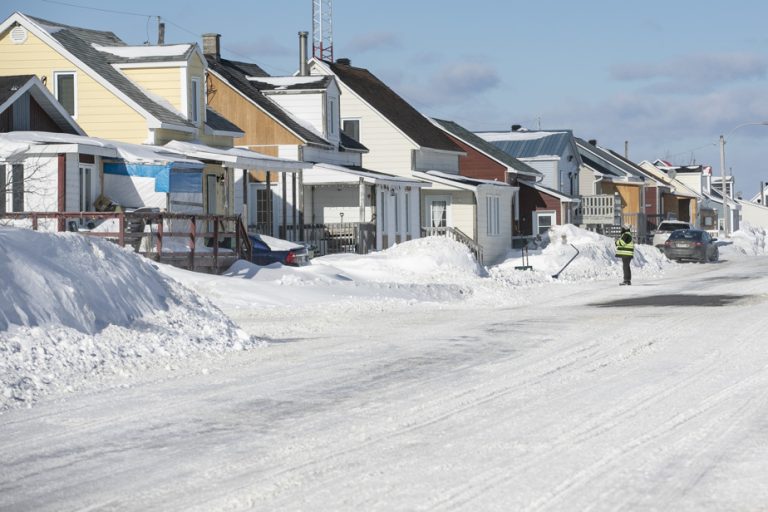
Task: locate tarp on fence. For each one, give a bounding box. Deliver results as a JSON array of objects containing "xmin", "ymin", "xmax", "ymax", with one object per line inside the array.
[{"xmin": 103, "ymin": 163, "xmax": 202, "ymax": 193}]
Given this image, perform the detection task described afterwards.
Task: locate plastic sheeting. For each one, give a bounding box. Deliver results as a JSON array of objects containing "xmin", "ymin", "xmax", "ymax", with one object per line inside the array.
[{"xmin": 103, "ymin": 163, "xmax": 202, "ymax": 193}]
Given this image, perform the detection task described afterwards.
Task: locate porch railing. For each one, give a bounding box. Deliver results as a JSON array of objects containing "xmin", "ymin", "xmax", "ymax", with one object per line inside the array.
[
  {"xmin": 281, "ymin": 222, "xmax": 376, "ymax": 256},
  {"xmin": 574, "ymin": 194, "xmax": 621, "ymax": 225},
  {"xmin": 421, "ymin": 226, "xmax": 483, "ymax": 265},
  {"xmin": 0, "ymin": 211, "xmax": 251, "ymax": 273}
]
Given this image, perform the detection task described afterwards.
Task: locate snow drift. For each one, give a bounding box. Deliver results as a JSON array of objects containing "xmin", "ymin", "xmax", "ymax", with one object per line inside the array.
[{"xmin": 0, "ymin": 228, "xmax": 256, "ymax": 411}]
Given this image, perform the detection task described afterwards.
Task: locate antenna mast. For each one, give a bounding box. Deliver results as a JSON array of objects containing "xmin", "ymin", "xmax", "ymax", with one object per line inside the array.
[{"xmin": 312, "ymin": 0, "xmax": 333, "ymax": 62}]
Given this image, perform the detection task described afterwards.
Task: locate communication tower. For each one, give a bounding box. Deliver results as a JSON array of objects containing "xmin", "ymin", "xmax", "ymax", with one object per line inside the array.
[{"xmin": 312, "ymin": 0, "xmax": 333, "ymax": 62}]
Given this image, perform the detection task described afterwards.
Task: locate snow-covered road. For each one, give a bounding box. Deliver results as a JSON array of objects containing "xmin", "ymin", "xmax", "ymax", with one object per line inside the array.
[{"xmin": 3, "ymin": 257, "xmax": 768, "ymax": 511}]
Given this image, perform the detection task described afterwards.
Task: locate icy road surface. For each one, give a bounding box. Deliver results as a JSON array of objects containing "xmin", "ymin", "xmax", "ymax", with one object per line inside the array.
[{"xmin": 3, "ymin": 258, "xmax": 768, "ymax": 511}]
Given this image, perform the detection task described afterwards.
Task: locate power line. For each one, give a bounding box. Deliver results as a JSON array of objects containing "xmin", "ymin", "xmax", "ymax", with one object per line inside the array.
[{"xmin": 40, "ymin": 0, "xmax": 294, "ymax": 74}]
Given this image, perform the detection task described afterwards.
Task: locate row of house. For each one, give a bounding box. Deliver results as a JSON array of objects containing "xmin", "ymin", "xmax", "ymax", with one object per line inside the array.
[{"xmin": 1, "ymin": 11, "xmax": 763, "ymax": 269}]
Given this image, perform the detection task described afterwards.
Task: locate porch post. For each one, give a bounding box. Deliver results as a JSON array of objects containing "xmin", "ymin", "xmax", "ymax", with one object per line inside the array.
[
  {"xmin": 265, "ymin": 171, "xmax": 273, "ymax": 235},
  {"xmin": 242, "ymin": 169, "xmax": 248, "ymax": 228},
  {"xmin": 358, "ymin": 177, "xmax": 365, "ymax": 253},
  {"xmin": 291, "ymin": 172, "xmax": 298, "ymax": 241},
  {"xmin": 282, "ymin": 172, "xmax": 287, "ymax": 239},
  {"xmin": 298, "ymin": 170, "xmax": 305, "ymax": 240},
  {"xmin": 57, "ymin": 154, "xmax": 66, "ymax": 231}
]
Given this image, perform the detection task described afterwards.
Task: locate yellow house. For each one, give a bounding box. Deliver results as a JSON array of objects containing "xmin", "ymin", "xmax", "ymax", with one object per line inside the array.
[{"xmin": 0, "ymin": 11, "xmax": 305, "ymax": 216}]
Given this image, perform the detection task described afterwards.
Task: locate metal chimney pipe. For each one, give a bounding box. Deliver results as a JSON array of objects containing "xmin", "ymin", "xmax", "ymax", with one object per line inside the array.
[
  {"xmin": 157, "ymin": 21, "xmax": 165, "ymax": 45},
  {"xmin": 299, "ymin": 31, "xmax": 309, "ymax": 76}
]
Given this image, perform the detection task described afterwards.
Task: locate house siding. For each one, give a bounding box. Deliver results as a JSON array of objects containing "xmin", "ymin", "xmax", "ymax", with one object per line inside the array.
[
  {"xmin": 122, "ymin": 67, "xmax": 183, "ymax": 114},
  {"xmin": 0, "ymin": 28, "xmax": 150, "ymax": 143},
  {"xmin": 266, "ymin": 91, "xmax": 327, "ymax": 141},
  {"xmin": 522, "ymin": 158, "xmax": 559, "ymax": 190},
  {"xmin": 476, "ymin": 186, "xmax": 514, "ymax": 265},
  {"xmin": 450, "ymin": 136, "xmax": 507, "ymax": 181},
  {"xmin": 519, "ymin": 187, "xmax": 562, "ymax": 235},
  {"xmin": 206, "ymin": 73, "xmax": 303, "ymax": 151}
]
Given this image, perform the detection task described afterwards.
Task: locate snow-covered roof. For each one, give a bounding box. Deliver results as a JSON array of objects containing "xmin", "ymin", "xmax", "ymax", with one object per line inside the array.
[
  {"xmin": 93, "ymin": 43, "xmax": 192, "ymax": 59},
  {"xmin": 302, "ymin": 162, "xmax": 426, "ymax": 186},
  {"xmin": 164, "ymin": 140, "xmax": 309, "ymax": 171},
  {"xmin": 478, "ymin": 130, "xmax": 568, "ymax": 142}
]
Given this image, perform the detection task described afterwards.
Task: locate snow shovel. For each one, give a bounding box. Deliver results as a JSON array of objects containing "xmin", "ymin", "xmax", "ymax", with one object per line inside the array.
[{"xmin": 552, "ymin": 243, "xmax": 580, "ymax": 279}]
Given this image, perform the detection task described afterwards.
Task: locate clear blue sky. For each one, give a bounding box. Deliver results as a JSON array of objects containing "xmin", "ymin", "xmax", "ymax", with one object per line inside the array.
[{"xmin": 7, "ymin": 0, "xmax": 768, "ymax": 196}]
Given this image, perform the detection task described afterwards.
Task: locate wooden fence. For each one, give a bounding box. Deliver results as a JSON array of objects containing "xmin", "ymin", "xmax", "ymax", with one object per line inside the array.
[{"xmin": 0, "ymin": 211, "xmax": 251, "ymax": 273}]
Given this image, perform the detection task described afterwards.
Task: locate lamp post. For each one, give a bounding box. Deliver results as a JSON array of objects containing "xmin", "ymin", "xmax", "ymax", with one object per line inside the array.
[{"xmin": 718, "ymin": 121, "xmax": 768, "ymax": 237}]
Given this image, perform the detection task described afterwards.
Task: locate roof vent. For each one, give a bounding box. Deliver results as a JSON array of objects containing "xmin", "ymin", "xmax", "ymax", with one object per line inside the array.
[
  {"xmin": 335, "ymin": 57, "xmax": 351, "ymax": 66},
  {"xmin": 511, "ymin": 124, "xmax": 522, "ymax": 131},
  {"xmin": 10, "ymin": 25, "xmax": 28, "ymax": 44},
  {"xmin": 588, "ymin": 139, "xmax": 597, "ymax": 146}
]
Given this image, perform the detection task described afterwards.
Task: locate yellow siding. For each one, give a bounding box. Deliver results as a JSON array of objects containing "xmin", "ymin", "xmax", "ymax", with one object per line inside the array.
[
  {"xmin": 0, "ymin": 27, "xmax": 149, "ymax": 143},
  {"xmin": 122, "ymin": 67, "xmax": 183, "ymax": 112}
]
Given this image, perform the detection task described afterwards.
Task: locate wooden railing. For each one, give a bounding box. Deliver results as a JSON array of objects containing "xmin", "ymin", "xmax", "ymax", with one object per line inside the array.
[
  {"xmin": 282, "ymin": 222, "xmax": 376, "ymax": 256},
  {"xmin": 0, "ymin": 211, "xmax": 251, "ymax": 273},
  {"xmin": 421, "ymin": 225, "xmax": 484, "ymax": 265}
]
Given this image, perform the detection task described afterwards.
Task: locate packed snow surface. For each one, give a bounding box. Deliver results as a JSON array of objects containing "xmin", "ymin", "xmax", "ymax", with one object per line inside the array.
[{"xmin": 2, "ymin": 223, "xmax": 768, "ymax": 511}]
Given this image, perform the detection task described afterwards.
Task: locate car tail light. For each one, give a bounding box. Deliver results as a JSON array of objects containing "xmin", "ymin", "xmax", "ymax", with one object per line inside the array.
[
  {"xmin": 694, "ymin": 242, "xmax": 703, "ymax": 247},
  {"xmin": 664, "ymin": 240, "xmax": 672, "ymax": 247},
  {"xmin": 285, "ymin": 251, "xmax": 296, "ymax": 265}
]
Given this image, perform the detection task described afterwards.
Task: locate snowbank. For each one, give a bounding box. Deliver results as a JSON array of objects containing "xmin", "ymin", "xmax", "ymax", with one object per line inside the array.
[
  {"xmin": 0, "ymin": 228, "xmax": 256, "ymax": 411},
  {"xmin": 3, "ymin": 223, "xmax": 764, "ymax": 412}
]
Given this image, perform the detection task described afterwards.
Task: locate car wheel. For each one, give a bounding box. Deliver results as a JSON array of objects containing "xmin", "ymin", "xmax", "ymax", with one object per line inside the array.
[{"xmin": 710, "ymin": 249, "xmax": 719, "ymax": 262}]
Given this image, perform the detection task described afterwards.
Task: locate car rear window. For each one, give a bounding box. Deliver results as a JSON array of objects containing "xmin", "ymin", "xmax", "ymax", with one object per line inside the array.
[
  {"xmin": 668, "ymin": 230, "xmax": 702, "ymax": 241},
  {"xmin": 658, "ymin": 222, "xmax": 690, "ymax": 232}
]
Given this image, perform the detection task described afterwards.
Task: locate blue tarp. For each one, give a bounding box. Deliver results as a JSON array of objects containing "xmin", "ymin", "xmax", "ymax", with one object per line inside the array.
[{"xmin": 103, "ymin": 163, "xmax": 202, "ymax": 193}]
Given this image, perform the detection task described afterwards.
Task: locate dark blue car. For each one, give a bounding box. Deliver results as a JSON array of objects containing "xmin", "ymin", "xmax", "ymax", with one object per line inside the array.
[{"xmin": 248, "ymin": 233, "xmax": 309, "ymax": 266}]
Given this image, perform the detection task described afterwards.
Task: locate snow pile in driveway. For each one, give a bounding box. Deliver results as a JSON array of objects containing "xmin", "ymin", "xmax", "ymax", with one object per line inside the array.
[
  {"xmin": 721, "ymin": 223, "xmax": 767, "ymax": 256},
  {"xmin": 490, "ymin": 224, "xmax": 672, "ymax": 285},
  {"xmin": 0, "ymin": 227, "xmax": 256, "ymax": 412},
  {"xmin": 313, "ymin": 236, "xmax": 483, "ymax": 284}
]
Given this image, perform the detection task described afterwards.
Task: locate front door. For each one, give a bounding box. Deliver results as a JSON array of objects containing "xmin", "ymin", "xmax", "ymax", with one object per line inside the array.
[{"xmin": 79, "ymin": 165, "xmax": 93, "ymax": 211}]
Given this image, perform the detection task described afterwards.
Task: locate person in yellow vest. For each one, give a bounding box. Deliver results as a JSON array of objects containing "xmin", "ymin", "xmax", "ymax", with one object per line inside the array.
[{"xmin": 615, "ymin": 225, "xmax": 635, "ymax": 285}]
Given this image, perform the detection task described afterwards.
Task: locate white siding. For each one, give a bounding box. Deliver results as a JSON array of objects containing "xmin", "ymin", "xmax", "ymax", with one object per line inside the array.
[
  {"xmin": 476, "ymin": 186, "xmax": 514, "ymax": 265},
  {"xmin": 522, "ymin": 158, "xmax": 559, "ymax": 189},
  {"xmin": 302, "ymin": 145, "xmax": 360, "ymax": 166},
  {"xmin": 15, "ymin": 156, "xmax": 58, "ymax": 212},
  {"xmin": 738, "ymin": 200, "xmax": 768, "ymax": 229},
  {"xmin": 266, "ymin": 92, "xmax": 326, "ymax": 140}
]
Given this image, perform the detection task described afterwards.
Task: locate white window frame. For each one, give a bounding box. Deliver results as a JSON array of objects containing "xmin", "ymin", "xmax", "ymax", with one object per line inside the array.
[
  {"xmin": 426, "ymin": 195, "xmax": 451, "ymax": 228},
  {"xmin": 486, "ymin": 195, "xmax": 500, "ymax": 236},
  {"xmin": 190, "ymin": 77, "xmax": 201, "ymax": 124},
  {"xmin": 534, "ymin": 210, "xmax": 557, "ymax": 235},
  {"xmin": 327, "ymin": 98, "xmax": 336, "ymax": 136},
  {"xmin": 54, "ymin": 71, "xmax": 77, "ymax": 118},
  {"xmin": 79, "ymin": 164, "xmax": 94, "ymax": 211}
]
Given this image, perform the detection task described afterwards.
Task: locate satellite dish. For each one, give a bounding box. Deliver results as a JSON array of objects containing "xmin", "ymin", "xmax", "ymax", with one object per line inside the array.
[{"xmin": 668, "ymin": 169, "xmax": 677, "ymax": 179}]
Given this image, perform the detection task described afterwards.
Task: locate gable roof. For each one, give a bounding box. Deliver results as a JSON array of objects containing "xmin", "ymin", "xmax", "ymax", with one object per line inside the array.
[
  {"xmin": 7, "ymin": 12, "xmax": 195, "ymax": 131},
  {"xmin": 431, "ymin": 118, "xmax": 542, "ymax": 179},
  {"xmin": 574, "ymin": 138, "xmax": 645, "ymax": 182},
  {"xmin": 476, "ymin": 129, "xmax": 577, "ymax": 160},
  {"xmin": 0, "ymin": 75, "xmax": 84, "ymax": 134},
  {"xmin": 206, "ymin": 55, "xmax": 333, "ymax": 148},
  {"xmin": 324, "ymin": 60, "xmax": 461, "ymax": 153}
]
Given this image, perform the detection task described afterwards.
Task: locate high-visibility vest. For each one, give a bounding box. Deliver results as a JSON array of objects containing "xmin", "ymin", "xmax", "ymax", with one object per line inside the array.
[{"xmin": 616, "ymin": 232, "xmax": 634, "ymax": 257}]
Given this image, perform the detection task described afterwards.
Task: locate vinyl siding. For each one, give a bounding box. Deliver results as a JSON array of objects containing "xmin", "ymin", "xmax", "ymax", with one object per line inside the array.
[
  {"xmin": 121, "ymin": 67, "xmax": 183, "ymax": 113},
  {"xmin": 0, "ymin": 28, "xmax": 150, "ymax": 143},
  {"xmin": 475, "ymin": 186, "xmax": 514, "ymax": 265},
  {"xmin": 266, "ymin": 92, "xmax": 326, "ymax": 139},
  {"xmin": 206, "ymin": 73, "xmax": 303, "ymax": 150}
]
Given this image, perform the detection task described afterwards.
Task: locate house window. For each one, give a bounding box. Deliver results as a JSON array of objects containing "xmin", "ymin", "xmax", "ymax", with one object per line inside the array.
[
  {"xmin": 11, "ymin": 164, "xmax": 24, "ymax": 212},
  {"xmin": 190, "ymin": 78, "xmax": 201, "ymax": 123},
  {"xmin": 342, "ymin": 119, "xmax": 360, "ymax": 141},
  {"xmin": 54, "ymin": 72, "xmax": 76, "ymax": 116},
  {"xmin": 534, "ymin": 211, "xmax": 556, "ymax": 235},
  {"xmin": 79, "ymin": 165, "xmax": 93, "ymax": 211},
  {"xmin": 327, "ymin": 99, "xmax": 336, "ymax": 135},
  {"xmin": 427, "ymin": 196, "xmax": 449, "ymax": 228},
  {"xmin": 486, "ymin": 195, "xmax": 500, "ymax": 236},
  {"xmin": 248, "ymin": 182, "xmax": 272, "ymax": 233},
  {"xmin": 404, "ymin": 191, "xmax": 410, "ymax": 235}
]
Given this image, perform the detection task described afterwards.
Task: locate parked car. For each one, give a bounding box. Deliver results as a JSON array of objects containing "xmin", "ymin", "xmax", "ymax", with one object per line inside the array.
[
  {"xmin": 652, "ymin": 220, "xmax": 693, "ymax": 248},
  {"xmin": 663, "ymin": 229, "xmax": 719, "ymax": 263},
  {"xmin": 248, "ymin": 233, "xmax": 309, "ymax": 266}
]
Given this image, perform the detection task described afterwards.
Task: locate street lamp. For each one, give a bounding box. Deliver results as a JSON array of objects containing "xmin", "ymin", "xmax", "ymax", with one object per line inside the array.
[{"xmin": 718, "ymin": 121, "xmax": 768, "ymax": 237}]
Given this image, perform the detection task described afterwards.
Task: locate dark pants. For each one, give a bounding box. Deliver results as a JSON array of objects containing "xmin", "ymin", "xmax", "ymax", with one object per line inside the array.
[{"xmin": 620, "ymin": 256, "xmax": 632, "ymax": 283}]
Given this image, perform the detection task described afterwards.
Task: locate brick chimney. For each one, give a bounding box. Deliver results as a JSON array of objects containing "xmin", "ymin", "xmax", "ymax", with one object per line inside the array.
[{"xmin": 203, "ymin": 33, "xmax": 221, "ymax": 61}]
